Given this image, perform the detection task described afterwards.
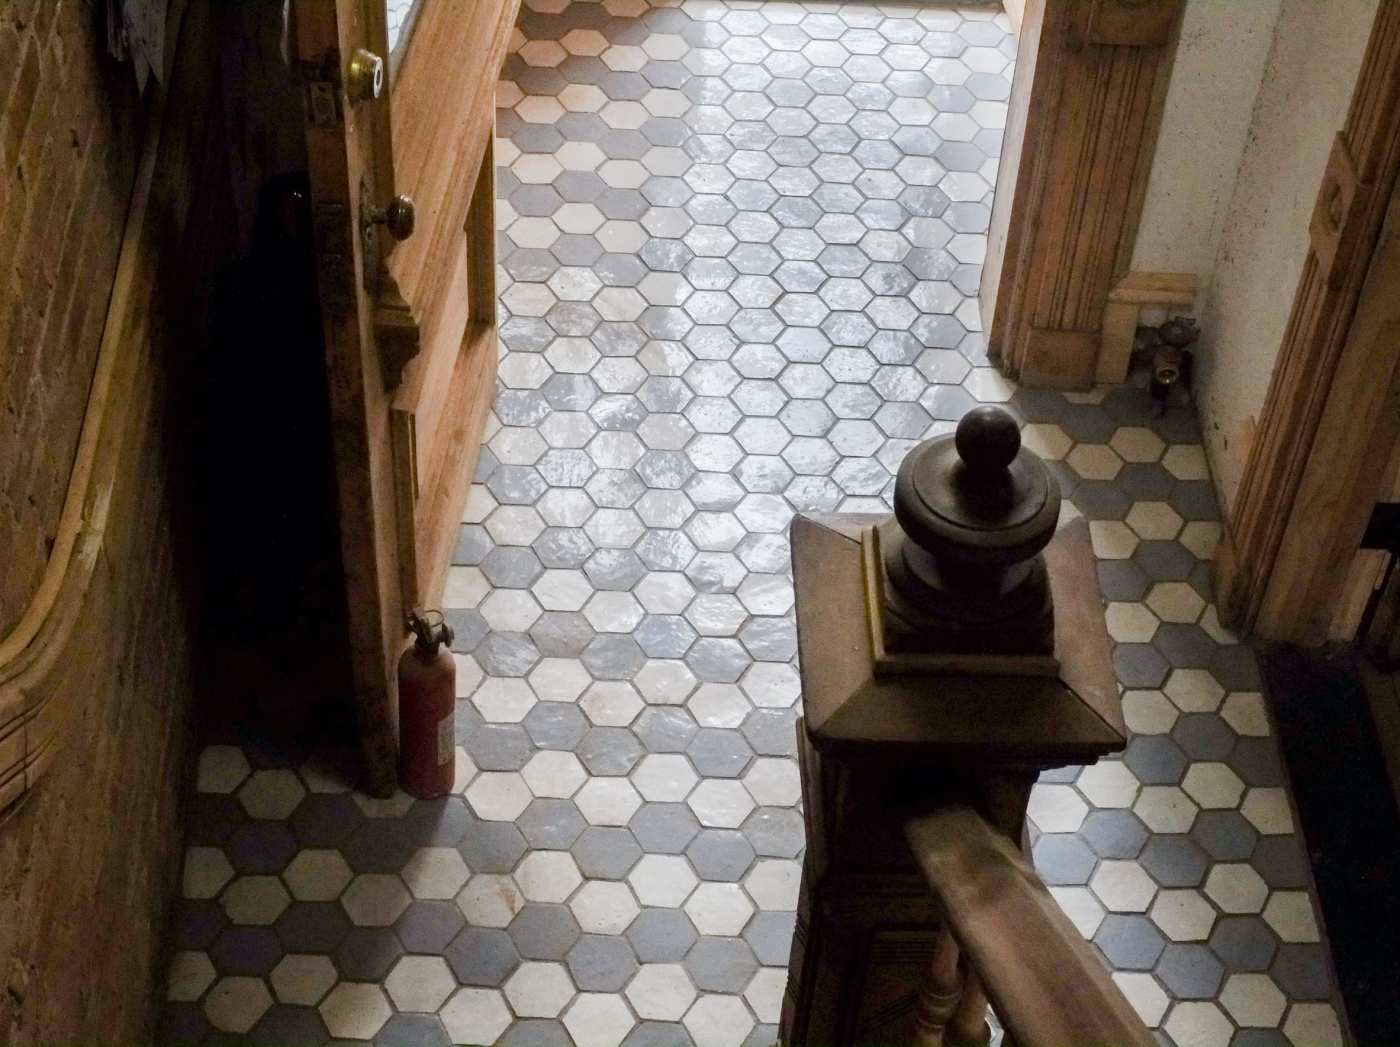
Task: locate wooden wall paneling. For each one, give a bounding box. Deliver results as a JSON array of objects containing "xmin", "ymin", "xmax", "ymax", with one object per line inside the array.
[
  {"xmin": 985, "ymin": 0, "xmax": 1183, "ymax": 390},
  {"xmin": 1215, "ymin": 6, "xmax": 1400, "ymax": 641}
]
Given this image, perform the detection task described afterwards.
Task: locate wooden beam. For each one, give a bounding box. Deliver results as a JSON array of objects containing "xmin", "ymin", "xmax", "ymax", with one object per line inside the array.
[
  {"xmin": 1215, "ymin": 6, "xmax": 1400, "ymax": 641},
  {"xmin": 985, "ymin": 0, "xmax": 1183, "ymax": 390}
]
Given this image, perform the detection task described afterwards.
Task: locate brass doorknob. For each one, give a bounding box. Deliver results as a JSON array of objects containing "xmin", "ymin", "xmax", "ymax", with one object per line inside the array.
[
  {"xmin": 367, "ymin": 195, "xmax": 415, "ymax": 241},
  {"xmin": 346, "ymin": 48, "xmax": 385, "ymax": 103}
]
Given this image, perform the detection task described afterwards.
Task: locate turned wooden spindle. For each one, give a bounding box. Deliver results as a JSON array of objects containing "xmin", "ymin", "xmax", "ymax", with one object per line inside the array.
[{"xmin": 911, "ymin": 928, "xmax": 964, "ymax": 1047}]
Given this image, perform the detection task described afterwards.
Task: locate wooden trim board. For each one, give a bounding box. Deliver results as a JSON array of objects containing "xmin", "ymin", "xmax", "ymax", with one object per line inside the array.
[
  {"xmin": 1215, "ymin": 5, "xmax": 1400, "ymax": 643},
  {"xmin": 1097, "ymin": 271, "xmax": 1196, "ymax": 383},
  {"xmin": 984, "ymin": 0, "xmax": 1184, "ymax": 390}
]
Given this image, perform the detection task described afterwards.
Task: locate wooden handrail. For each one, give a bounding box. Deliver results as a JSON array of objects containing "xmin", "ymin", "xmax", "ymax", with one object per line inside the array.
[{"xmin": 904, "ymin": 805, "xmax": 1155, "ymax": 1047}]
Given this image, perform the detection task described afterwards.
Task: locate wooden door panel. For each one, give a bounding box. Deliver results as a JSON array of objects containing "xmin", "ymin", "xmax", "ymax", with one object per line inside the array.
[{"xmin": 384, "ymin": 0, "xmax": 518, "ymax": 610}]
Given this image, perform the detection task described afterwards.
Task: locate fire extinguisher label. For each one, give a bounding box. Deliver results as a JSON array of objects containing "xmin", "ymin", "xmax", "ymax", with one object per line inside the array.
[{"xmin": 437, "ymin": 715, "xmax": 453, "ymax": 766}]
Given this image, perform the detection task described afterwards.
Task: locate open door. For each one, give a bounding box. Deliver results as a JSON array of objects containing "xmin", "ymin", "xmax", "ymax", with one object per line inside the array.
[
  {"xmin": 293, "ymin": 0, "xmax": 404, "ymax": 795},
  {"xmin": 292, "ymin": 0, "xmax": 509, "ymax": 794}
]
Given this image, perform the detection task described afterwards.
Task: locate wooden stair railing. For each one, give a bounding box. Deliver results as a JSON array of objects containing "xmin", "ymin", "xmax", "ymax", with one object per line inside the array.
[{"xmin": 904, "ymin": 806, "xmax": 1155, "ymax": 1047}]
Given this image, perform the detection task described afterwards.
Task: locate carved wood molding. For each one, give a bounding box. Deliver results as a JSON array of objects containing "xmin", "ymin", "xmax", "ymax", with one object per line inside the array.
[
  {"xmin": 0, "ymin": 3, "xmax": 190, "ymax": 818},
  {"xmin": 1215, "ymin": 4, "xmax": 1400, "ymax": 642},
  {"xmin": 985, "ymin": 0, "xmax": 1184, "ymax": 389}
]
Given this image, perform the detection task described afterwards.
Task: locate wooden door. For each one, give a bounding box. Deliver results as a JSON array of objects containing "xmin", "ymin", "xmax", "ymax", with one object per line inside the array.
[
  {"xmin": 294, "ymin": 0, "xmax": 409, "ymax": 795},
  {"xmin": 294, "ymin": 0, "xmax": 511, "ymax": 794}
]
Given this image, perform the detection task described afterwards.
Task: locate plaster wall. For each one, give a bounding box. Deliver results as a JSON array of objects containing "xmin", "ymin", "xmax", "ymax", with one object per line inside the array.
[
  {"xmin": 1193, "ymin": 0, "xmax": 1375, "ymax": 513},
  {"xmin": 1130, "ymin": 0, "xmax": 1282, "ymax": 294}
]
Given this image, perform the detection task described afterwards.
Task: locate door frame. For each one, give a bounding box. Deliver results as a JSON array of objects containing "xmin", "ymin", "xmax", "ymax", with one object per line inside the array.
[
  {"xmin": 983, "ymin": 0, "xmax": 1185, "ymax": 389},
  {"xmin": 1213, "ymin": 5, "xmax": 1400, "ymax": 644}
]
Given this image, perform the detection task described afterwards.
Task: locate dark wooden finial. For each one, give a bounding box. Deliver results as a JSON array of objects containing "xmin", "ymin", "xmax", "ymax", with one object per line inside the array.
[
  {"xmin": 881, "ymin": 405, "xmax": 1061, "ymax": 656},
  {"xmin": 955, "ymin": 405, "xmax": 1021, "ymax": 474}
]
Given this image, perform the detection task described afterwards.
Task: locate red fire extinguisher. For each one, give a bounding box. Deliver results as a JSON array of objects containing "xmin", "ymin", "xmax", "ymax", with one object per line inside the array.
[{"xmin": 398, "ymin": 609, "xmax": 456, "ymax": 799}]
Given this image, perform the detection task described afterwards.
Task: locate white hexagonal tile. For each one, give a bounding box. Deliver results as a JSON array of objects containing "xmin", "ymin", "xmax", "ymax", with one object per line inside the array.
[
  {"xmin": 1028, "ymin": 783, "xmax": 1089, "ymax": 833},
  {"xmin": 1066, "ymin": 444, "xmax": 1122, "ymax": 481},
  {"xmin": 238, "ymin": 768, "xmax": 306, "ymax": 820},
  {"xmin": 627, "ymin": 963, "xmax": 697, "ymax": 1021},
  {"xmin": 505, "ymin": 961, "xmax": 577, "ymax": 1019},
  {"xmin": 744, "ymin": 858, "xmax": 800, "ymax": 911},
  {"xmin": 1105, "ymin": 601, "xmax": 1160, "ymax": 644},
  {"xmin": 1145, "ymin": 582, "xmax": 1205, "ymax": 623},
  {"xmin": 1163, "ymin": 669, "xmax": 1224, "ymax": 712},
  {"xmin": 341, "ymin": 874, "xmax": 411, "ymax": 927},
  {"xmin": 633, "ymin": 754, "xmax": 700, "ymax": 802},
  {"xmin": 473, "ymin": 678, "xmax": 538, "ymax": 723},
  {"xmin": 467, "ymin": 771, "xmax": 534, "ymax": 821},
  {"xmin": 441, "ymin": 988, "xmax": 513, "ymax": 1046},
  {"xmin": 456, "ymin": 873, "xmax": 524, "ymax": 928},
  {"xmin": 628, "ymin": 853, "xmax": 699, "ymax": 908},
  {"xmin": 204, "ymin": 976, "xmax": 272, "ymax": 1033},
  {"xmin": 386, "ymin": 955, "xmax": 457, "ymax": 1013},
  {"xmin": 1164, "ymin": 1001, "xmax": 1233, "ymax": 1047},
  {"xmin": 221, "ymin": 875, "xmax": 291, "ymax": 926},
  {"xmin": 687, "ymin": 778, "xmax": 756, "ymax": 828},
  {"xmin": 684, "ymin": 993, "xmax": 756, "ymax": 1047},
  {"xmin": 576, "ymin": 777, "xmax": 644, "ymax": 826},
  {"xmin": 182, "ymin": 846, "xmax": 234, "ymax": 900},
  {"xmin": 581, "ymin": 680, "xmax": 646, "ymax": 727},
  {"xmin": 196, "ymin": 746, "xmax": 251, "ymax": 794},
  {"xmin": 1181, "ymin": 763, "xmax": 1246, "ymax": 809},
  {"xmin": 401, "ymin": 848, "xmax": 471, "ymax": 900},
  {"xmin": 523, "ymin": 750, "xmax": 588, "ymax": 798},
  {"xmin": 744, "ymin": 967, "xmax": 786, "ymax": 1025},
  {"xmin": 635, "ymin": 660, "xmax": 699, "ymax": 705},
  {"xmin": 1204, "ymin": 863, "xmax": 1269, "ymax": 914},
  {"xmin": 1283, "ymin": 1003, "xmax": 1345, "ymax": 1047},
  {"xmin": 1122, "ymin": 690, "xmax": 1179, "ymax": 735},
  {"xmin": 270, "ymin": 953, "xmax": 337, "ymax": 1006},
  {"xmin": 515, "ymin": 851, "xmax": 584, "ymax": 904},
  {"xmin": 1089, "ymin": 861, "xmax": 1157, "ymax": 913},
  {"xmin": 564, "ymin": 992, "xmax": 636, "ymax": 1047},
  {"xmin": 1089, "ymin": 520, "xmax": 1139, "ymax": 559},
  {"xmin": 1241, "ymin": 787, "xmax": 1294, "ymax": 834},
  {"xmin": 165, "ymin": 951, "xmax": 217, "ymax": 1002},
  {"xmin": 528, "ymin": 658, "xmax": 592, "ymax": 702},
  {"xmin": 1075, "ymin": 760, "xmax": 1139, "ymax": 809},
  {"xmin": 1149, "ymin": 889, "xmax": 1217, "ymax": 942},
  {"xmin": 1133, "ymin": 785, "xmax": 1198, "ymax": 833},
  {"xmin": 685, "ymin": 882, "xmax": 755, "ymax": 935},
  {"xmin": 570, "ymin": 880, "xmax": 640, "ymax": 935},
  {"xmin": 1219, "ymin": 972, "xmax": 1287, "ymax": 1028},
  {"xmin": 1263, "ymin": 891, "xmax": 1320, "ymax": 943},
  {"xmin": 1221, "ymin": 691, "xmax": 1271, "ymax": 736},
  {"xmin": 742, "ymin": 757, "xmax": 801, "ymax": 808},
  {"xmin": 1049, "ymin": 886, "xmax": 1105, "ymax": 939},
  {"xmin": 1126, "ymin": 501, "xmax": 1183, "ymax": 541},
  {"xmin": 1111, "ymin": 971, "xmax": 1170, "ymax": 1027}
]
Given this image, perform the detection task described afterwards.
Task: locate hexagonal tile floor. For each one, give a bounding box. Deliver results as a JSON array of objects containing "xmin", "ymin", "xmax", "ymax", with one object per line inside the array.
[{"xmin": 159, "ymin": 2, "xmax": 1346, "ymax": 1046}]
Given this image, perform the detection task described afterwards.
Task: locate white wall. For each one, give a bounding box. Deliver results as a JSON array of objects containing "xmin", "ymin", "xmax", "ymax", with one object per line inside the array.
[
  {"xmin": 1193, "ymin": 0, "xmax": 1376, "ymax": 513},
  {"xmin": 1130, "ymin": 0, "xmax": 1282, "ymax": 294}
]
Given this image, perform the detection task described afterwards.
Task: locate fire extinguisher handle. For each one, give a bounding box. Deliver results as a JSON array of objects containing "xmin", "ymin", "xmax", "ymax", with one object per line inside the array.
[{"xmin": 408, "ymin": 608, "xmax": 454, "ymax": 652}]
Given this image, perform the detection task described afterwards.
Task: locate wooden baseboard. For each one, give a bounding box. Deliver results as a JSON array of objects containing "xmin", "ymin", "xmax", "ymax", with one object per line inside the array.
[{"xmin": 1096, "ymin": 271, "xmax": 1196, "ymax": 383}]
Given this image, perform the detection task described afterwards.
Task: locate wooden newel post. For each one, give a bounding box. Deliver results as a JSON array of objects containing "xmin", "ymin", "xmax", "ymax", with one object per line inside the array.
[{"xmin": 781, "ymin": 406, "xmax": 1126, "ymax": 1046}]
